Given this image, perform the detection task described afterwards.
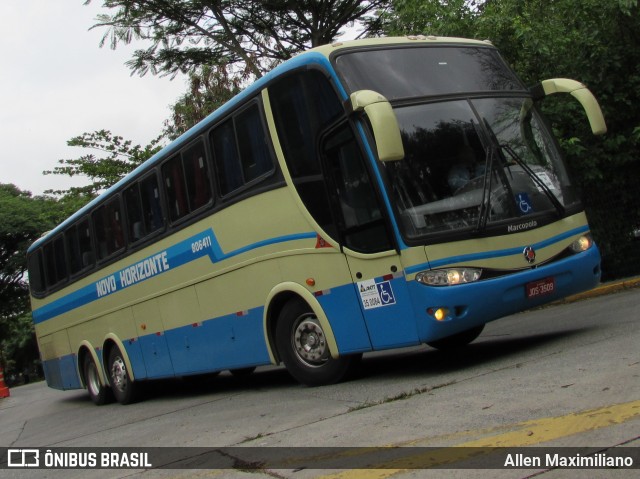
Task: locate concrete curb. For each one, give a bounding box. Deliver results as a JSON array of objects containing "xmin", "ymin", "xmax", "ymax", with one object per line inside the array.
[{"xmin": 560, "ymin": 276, "xmax": 640, "ymax": 304}]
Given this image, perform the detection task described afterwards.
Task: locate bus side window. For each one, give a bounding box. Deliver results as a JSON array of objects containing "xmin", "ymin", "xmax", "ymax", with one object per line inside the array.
[
  {"xmin": 211, "ymin": 104, "xmax": 274, "ymax": 197},
  {"xmin": 268, "ymin": 69, "xmax": 343, "ymax": 240},
  {"xmin": 42, "ymin": 235, "xmax": 68, "ymax": 288},
  {"xmin": 182, "ymin": 141, "xmax": 212, "ymax": 211},
  {"xmin": 27, "ymin": 250, "xmax": 45, "ymax": 294},
  {"xmin": 66, "ymin": 217, "xmax": 93, "ymax": 274},
  {"xmin": 125, "ymin": 173, "xmax": 165, "ymax": 243},
  {"xmin": 140, "ymin": 173, "xmax": 164, "ymax": 234},
  {"xmin": 124, "ymin": 183, "xmax": 145, "ymax": 242},
  {"xmin": 211, "ymin": 119, "xmax": 243, "ymax": 195},
  {"xmin": 77, "ymin": 218, "xmax": 93, "ymax": 269},
  {"xmin": 93, "ymin": 197, "xmax": 124, "ymax": 260},
  {"xmin": 162, "ymin": 155, "xmax": 189, "ymax": 222},
  {"xmin": 235, "ymin": 104, "xmax": 273, "ymax": 183}
]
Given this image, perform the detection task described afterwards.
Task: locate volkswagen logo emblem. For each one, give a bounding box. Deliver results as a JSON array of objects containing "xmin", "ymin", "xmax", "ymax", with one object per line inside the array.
[{"xmin": 523, "ymin": 246, "xmax": 536, "ymax": 264}]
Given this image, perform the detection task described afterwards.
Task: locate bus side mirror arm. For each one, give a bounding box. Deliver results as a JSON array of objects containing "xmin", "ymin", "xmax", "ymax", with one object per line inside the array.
[
  {"xmin": 530, "ymin": 78, "xmax": 607, "ymax": 135},
  {"xmin": 349, "ymin": 90, "xmax": 405, "ymax": 161}
]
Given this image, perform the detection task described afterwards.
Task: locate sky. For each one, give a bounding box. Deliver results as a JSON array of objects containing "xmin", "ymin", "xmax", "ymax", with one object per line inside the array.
[{"xmin": 0, "ymin": 1, "xmax": 187, "ymax": 196}]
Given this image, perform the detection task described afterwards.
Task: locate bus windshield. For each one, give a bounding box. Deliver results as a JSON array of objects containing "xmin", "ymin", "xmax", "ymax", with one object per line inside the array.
[{"xmin": 335, "ymin": 46, "xmax": 580, "ymax": 240}]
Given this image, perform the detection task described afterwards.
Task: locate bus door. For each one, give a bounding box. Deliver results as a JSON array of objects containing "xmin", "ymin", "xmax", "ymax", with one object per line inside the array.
[{"xmin": 321, "ymin": 122, "xmax": 420, "ymax": 350}]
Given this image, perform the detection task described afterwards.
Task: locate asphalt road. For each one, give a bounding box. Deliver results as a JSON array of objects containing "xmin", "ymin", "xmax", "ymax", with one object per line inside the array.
[{"xmin": 1, "ymin": 287, "xmax": 639, "ymax": 479}]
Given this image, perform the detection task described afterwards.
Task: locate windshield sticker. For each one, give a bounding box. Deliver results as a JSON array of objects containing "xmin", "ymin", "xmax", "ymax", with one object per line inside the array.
[
  {"xmin": 358, "ymin": 279, "xmax": 397, "ymax": 310},
  {"xmin": 516, "ymin": 192, "xmax": 534, "ymax": 215},
  {"xmin": 534, "ymin": 171, "xmax": 556, "ymax": 193}
]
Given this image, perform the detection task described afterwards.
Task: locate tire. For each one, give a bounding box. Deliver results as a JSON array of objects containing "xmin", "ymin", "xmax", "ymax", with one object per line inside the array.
[
  {"xmin": 276, "ymin": 298, "xmax": 356, "ymax": 386},
  {"xmin": 107, "ymin": 346, "xmax": 139, "ymax": 404},
  {"xmin": 427, "ymin": 324, "xmax": 485, "ymax": 351},
  {"xmin": 83, "ymin": 354, "xmax": 112, "ymax": 406}
]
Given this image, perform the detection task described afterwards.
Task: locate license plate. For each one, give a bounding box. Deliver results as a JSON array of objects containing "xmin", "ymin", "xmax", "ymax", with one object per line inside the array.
[{"xmin": 526, "ymin": 277, "xmax": 556, "ymax": 299}]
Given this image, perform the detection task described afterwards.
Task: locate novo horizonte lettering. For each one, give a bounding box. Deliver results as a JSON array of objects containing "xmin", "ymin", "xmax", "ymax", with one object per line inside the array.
[{"xmin": 96, "ymin": 251, "xmax": 170, "ymax": 298}]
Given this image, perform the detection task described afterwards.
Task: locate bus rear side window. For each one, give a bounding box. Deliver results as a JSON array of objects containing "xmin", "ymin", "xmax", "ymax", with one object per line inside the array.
[
  {"xmin": 28, "ymin": 251, "xmax": 45, "ymax": 294},
  {"xmin": 43, "ymin": 236, "xmax": 68, "ymax": 288}
]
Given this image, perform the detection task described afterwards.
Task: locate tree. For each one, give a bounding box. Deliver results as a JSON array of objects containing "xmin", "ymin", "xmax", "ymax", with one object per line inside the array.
[
  {"xmin": 43, "ymin": 129, "xmax": 164, "ymax": 198},
  {"xmin": 163, "ymin": 65, "xmax": 245, "ymax": 140},
  {"xmin": 0, "ymin": 185, "xmax": 73, "ymax": 374},
  {"xmin": 382, "ymin": 0, "xmax": 480, "ymax": 37},
  {"xmin": 86, "ymin": 0, "xmax": 389, "ymax": 79}
]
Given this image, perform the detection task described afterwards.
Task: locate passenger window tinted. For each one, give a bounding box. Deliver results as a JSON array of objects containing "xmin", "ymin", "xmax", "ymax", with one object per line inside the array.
[
  {"xmin": 43, "ymin": 235, "xmax": 68, "ymax": 287},
  {"xmin": 124, "ymin": 183, "xmax": 145, "ymax": 242},
  {"xmin": 163, "ymin": 155, "xmax": 189, "ymax": 222},
  {"xmin": 140, "ymin": 174, "xmax": 164, "ymax": 234},
  {"xmin": 126, "ymin": 173, "xmax": 165, "ymax": 242},
  {"xmin": 182, "ymin": 141, "xmax": 211, "ymax": 210},
  {"xmin": 28, "ymin": 251, "xmax": 45, "ymax": 294},
  {"xmin": 236, "ymin": 105, "xmax": 273, "ymax": 182},
  {"xmin": 93, "ymin": 197, "xmax": 125, "ymax": 260},
  {"xmin": 212, "ymin": 120, "xmax": 243, "ymax": 195},
  {"xmin": 211, "ymin": 103, "xmax": 274, "ymax": 196},
  {"xmin": 269, "ymin": 69, "xmax": 344, "ymax": 239},
  {"xmin": 269, "ymin": 69, "xmax": 343, "ymax": 177},
  {"xmin": 67, "ymin": 218, "xmax": 93, "ymax": 274},
  {"xmin": 162, "ymin": 140, "xmax": 212, "ymax": 222}
]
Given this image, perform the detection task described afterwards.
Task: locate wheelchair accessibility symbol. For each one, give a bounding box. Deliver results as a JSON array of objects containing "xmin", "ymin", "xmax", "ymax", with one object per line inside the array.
[
  {"xmin": 376, "ymin": 281, "xmax": 396, "ymax": 306},
  {"xmin": 358, "ymin": 279, "xmax": 397, "ymax": 310},
  {"xmin": 516, "ymin": 192, "xmax": 533, "ymax": 215}
]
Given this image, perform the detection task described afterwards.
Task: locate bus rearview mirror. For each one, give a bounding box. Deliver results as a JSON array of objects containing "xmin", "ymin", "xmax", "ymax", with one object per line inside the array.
[
  {"xmin": 350, "ymin": 90, "xmax": 405, "ymax": 162},
  {"xmin": 531, "ymin": 78, "xmax": 607, "ymax": 135}
]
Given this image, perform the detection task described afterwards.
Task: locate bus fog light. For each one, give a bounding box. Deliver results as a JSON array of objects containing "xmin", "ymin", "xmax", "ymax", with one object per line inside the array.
[
  {"xmin": 427, "ymin": 307, "xmax": 449, "ymax": 321},
  {"xmin": 416, "ymin": 268, "xmax": 482, "ymax": 286},
  {"xmin": 570, "ymin": 234, "xmax": 593, "ymax": 253}
]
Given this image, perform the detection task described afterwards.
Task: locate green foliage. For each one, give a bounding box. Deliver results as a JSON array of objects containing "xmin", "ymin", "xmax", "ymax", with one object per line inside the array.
[
  {"xmin": 0, "ymin": 185, "xmax": 69, "ymax": 373},
  {"xmin": 164, "ymin": 65, "xmax": 245, "ymax": 141},
  {"xmin": 383, "ymin": 0, "xmax": 480, "ymax": 37},
  {"xmin": 43, "ymin": 129, "xmax": 164, "ymax": 198},
  {"xmin": 86, "ymin": 0, "xmax": 389, "ymax": 79}
]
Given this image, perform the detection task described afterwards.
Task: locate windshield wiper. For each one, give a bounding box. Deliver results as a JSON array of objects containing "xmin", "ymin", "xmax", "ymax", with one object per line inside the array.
[
  {"xmin": 476, "ymin": 145, "xmax": 494, "ymax": 232},
  {"xmin": 500, "ymin": 144, "xmax": 565, "ymax": 216}
]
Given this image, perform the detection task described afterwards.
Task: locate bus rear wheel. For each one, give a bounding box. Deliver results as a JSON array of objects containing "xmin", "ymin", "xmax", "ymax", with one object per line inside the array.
[
  {"xmin": 83, "ymin": 354, "xmax": 112, "ymax": 405},
  {"xmin": 427, "ymin": 325, "xmax": 485, "ymax": 351},
  {"xmin": 107, "ymin": 346, "xmax": 139, "ymax": 404},
  {"xmin": 276, "ymin": 298, "xmax": 356, "ymax": 386}
]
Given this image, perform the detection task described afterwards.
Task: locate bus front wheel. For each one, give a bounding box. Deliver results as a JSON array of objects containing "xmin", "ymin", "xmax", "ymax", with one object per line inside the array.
[
  {"xmin": 276, "ymin": 298, "xmax": 356, "ymax": 386},
  {"xmin": 107, "ymin": 346, "xmax": 139, "ymax": 404}
]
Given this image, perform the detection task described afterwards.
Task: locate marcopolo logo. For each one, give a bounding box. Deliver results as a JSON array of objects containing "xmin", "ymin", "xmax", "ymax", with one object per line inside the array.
[{"xmin": 507, "ymin": 219, "xmax": 538, "ymax": 233}]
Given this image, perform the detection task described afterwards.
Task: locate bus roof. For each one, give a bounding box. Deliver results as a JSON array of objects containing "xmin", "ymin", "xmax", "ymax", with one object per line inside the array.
[{"xmin": 29, "ymin": 36, "xmax": 491, "ymax": 253}]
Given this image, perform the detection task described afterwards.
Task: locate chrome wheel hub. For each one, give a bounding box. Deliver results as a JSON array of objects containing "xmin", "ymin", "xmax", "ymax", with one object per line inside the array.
[{"xmin": 292, "ymin": 315, "xmax": 329, "ymax": 367}]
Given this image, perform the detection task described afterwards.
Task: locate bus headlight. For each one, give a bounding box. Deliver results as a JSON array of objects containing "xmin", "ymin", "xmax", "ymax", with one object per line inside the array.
[
  {"xmin": 416, "ymin": 268, "xmax": 482, "ymax": 286},
  {"xmin": 569, "ymin": 234, "xmax": 593, "ymax": 253}
]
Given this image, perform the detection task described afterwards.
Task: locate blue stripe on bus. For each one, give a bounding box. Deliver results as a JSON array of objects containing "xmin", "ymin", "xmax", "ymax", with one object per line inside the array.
[
  {"xmin": 405, "ymin": 225, "xmax": 590, "ymax": 274},
  {"xmin": 32, "ymin": 230, "xmax": 316, "ymax": 324}
]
